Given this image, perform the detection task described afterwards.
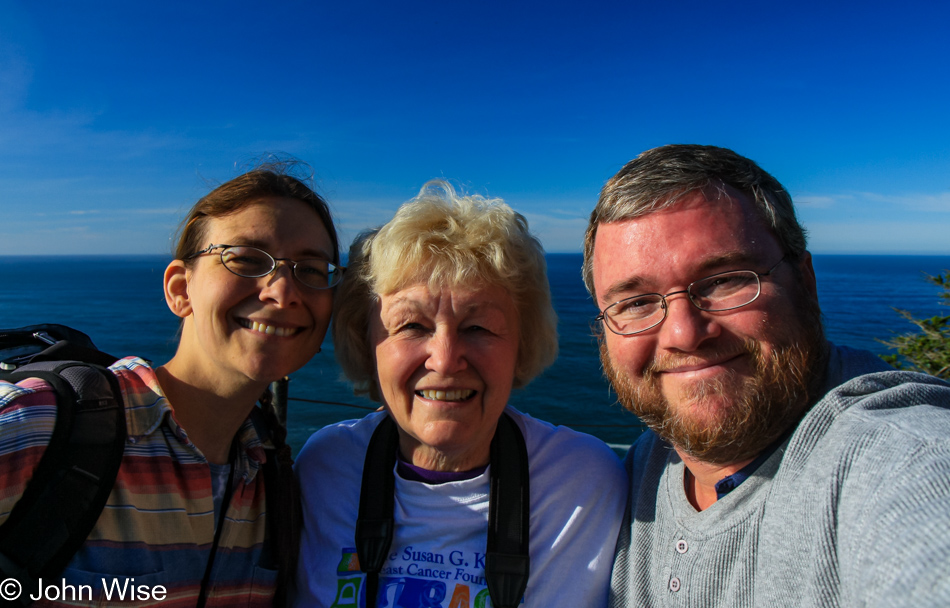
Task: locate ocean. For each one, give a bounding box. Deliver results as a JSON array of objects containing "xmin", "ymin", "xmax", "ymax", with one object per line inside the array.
[{"xmin": 2, "ymin": 254, "xmax": 948, "ymax": 454}]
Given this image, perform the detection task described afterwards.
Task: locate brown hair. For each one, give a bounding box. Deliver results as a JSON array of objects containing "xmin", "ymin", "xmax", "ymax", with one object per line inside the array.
[{"xmin": 174, "ymin": 160, "xmax": 339, "ymax": 265}]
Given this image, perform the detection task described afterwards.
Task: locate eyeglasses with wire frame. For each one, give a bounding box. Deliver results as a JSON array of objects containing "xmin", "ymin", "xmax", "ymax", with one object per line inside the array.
[
  {"xmin": 185, "ymin": 244, "xmax": 345, "ymax": 290},
  {"xmin": 595, "ymin": 256, "xmax": 787, "ymax": 336}
]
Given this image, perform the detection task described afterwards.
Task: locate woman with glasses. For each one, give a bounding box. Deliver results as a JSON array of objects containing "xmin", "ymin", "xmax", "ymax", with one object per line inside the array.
[
  {"xmin": 293, "ymin": 181, "xmax": 627, "ymax": 608},
  {"xmin": 0, "ymin": 163, "xmax": 341, "ymax": 607}
]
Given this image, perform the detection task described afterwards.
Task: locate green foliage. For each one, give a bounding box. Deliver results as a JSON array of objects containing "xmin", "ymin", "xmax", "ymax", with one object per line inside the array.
[{"xmin": 879, "ymin": 271, "xmax": 950, "ymax": 379}]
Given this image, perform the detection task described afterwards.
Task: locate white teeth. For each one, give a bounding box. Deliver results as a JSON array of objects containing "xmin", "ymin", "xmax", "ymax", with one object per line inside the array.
[
  {"xmin": 242, "ymin": 320, "xmax": 295, "ymax": 337},
  {"xmin": 419, "ymin": 389, "xmax": 476, "ymax": 401}
]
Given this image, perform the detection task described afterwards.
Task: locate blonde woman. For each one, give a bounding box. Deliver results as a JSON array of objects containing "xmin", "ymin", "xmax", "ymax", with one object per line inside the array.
[{"xmin": 294, "ymin": 181, "xmax": 626, "ymax": 607}]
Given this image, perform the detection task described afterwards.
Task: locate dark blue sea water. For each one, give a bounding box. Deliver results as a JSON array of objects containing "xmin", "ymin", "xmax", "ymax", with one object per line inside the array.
[{"xmin": 2, "ymin": 254, "xmax": 948, "ymax": 454}]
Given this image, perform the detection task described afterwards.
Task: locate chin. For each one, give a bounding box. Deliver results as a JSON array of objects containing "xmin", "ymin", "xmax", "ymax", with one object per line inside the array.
[
  {"xmin": 419, "ymin": 425, "xmax": 486, "ymax": 456},
  {"xmin": 244, "ymin": 360, "xmax": 300, "ymax": 385},
  {"xmin": 667, "ymin": 370, "xmax": 748, "ymax": 410},
  {"xmin": 420, "ymin": 425, "xmax": 473, "ymax": 450},
  {"xmin": 672, "ymin": 397, "xmax": 736, "ymax": 428}
]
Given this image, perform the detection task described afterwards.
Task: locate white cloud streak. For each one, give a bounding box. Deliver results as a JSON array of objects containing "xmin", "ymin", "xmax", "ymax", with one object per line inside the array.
[
  {"xmin": 796, "ymin": 191, "xmax": 950, "ymax": 213},
  {"xmin": 807, "ymin": 220, "xmax": 950, "ymax": 254}
]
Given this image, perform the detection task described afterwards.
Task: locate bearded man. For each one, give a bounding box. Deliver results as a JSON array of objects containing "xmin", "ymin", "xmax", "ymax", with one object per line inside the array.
[{"xmin": 584, "ymin": 144, "xmax": 950, "ymax": 607}]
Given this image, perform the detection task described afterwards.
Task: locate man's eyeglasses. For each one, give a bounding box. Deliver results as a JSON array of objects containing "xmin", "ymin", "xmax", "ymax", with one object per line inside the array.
[
  {"xmin": 185, "ymin": 244, "xmax": 345, "ymax": 290},
  {"xmin": 596, "ymin": 256, "xmax": 787, "ymax": 336}
]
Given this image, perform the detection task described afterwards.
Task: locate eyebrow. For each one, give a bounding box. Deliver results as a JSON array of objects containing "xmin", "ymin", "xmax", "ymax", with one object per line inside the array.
[
  {"xmin": 599, "ymin": 251, "xmax": 762, "ymax": 305},
  {"xmin": 227, "ymin": 238, "xmax": 331, "ymax": 261},
  {"xmin": 383, "ymin": 292, "xmax": 509, "ymax": 317}
]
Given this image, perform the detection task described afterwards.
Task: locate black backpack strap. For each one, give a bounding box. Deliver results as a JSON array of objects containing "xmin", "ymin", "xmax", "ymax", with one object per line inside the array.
[
  {"xmin": 355, "ymin": 412, "xmax": 530, "ymax": 608},
  {"xmin": 356, "ymin": 415, "xmax": 399, "ymax": 608},
  {"xmin": 250, "ymin": 403, "xmax": 301, "ymax": 608},
  {"xmin": 486, "ymin": 413, "xmax": 530, "ymax": 608},
  {"xmin": 0, "ymin": 361, "xmax": 126, "ymax": 604}
]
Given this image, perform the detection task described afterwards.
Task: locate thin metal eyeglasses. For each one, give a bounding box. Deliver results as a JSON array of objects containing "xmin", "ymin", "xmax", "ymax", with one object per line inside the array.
[
  {"xmin": 185, "ymin": 244, "xmax": 345, "ymax": 290},
  {"xmin": 595, "ymin": 256, "xmax": 787, "ymax": 336}
]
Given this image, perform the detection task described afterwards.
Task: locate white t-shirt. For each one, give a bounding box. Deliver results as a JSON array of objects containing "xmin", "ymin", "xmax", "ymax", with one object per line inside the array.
[{"xmin": 294, "ymin": 407, "xmax": 628, "ymax": 607}]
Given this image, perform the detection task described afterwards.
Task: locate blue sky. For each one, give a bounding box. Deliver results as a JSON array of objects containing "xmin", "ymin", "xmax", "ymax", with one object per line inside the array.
[{"xmin": 1, "ymin": 0, "xmax": 948, "ymax": 255}]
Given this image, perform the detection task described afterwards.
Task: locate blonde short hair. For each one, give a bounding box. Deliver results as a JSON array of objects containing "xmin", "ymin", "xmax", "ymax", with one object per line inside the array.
[{"xmin": 333, "ymin": 180, "xmax": 558, "ymax": 402}]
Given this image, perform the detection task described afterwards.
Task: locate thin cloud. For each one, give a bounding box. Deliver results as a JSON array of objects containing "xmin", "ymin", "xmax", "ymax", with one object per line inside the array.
[
  {"xmin": 795, "ymin": 195, "xmax": 844, "ymax": 208},
  {"xmin": 807, "ymin": 220, "xmax": 950, "ymax": 254},
  {"xmin": 327, "ymin": 197, "xmax": 404, "ymax": 251},
  {"xmin": 0, "ymin": 42, "xmax": 192, "ymax": 162},
  {"xmin": 795, "ymin": 191, "xmax": 950, "ymax": 213},
  {"xmin": 14, "ymin": 207, "xmax": 185, "ymax": 218},
  {"xmin": 521, "ymin": 212, "xmax": 589, "ymax": 253},
  {"xmin": 860, "ymin": 191, "xmax": 950, "ymax": 213},
  {"xmin": 132, "ymin": 207, "xmax": 183, "ymax": 215}
]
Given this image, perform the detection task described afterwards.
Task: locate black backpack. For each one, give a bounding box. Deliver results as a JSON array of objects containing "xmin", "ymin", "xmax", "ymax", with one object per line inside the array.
[
  {"xmin": 0, "ymin": 324, "xmax": 126, "ymax": 606},
  {"xmin": 0, "ymin": 324, "xmax": 297, "ymax": 607}
]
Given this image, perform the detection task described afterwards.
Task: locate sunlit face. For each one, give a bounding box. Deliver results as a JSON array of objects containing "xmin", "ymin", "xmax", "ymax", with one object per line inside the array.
[
  {"xmin": 591, "ymin": 189, "xmax": 823, "ymax": 463},
  {"xmin": 171, "ymin": 198, "xmax": 334, "ymax": 386},
  {"xmin": 370, "ymin": 281, "xmax": 521, "ymax": 471}
]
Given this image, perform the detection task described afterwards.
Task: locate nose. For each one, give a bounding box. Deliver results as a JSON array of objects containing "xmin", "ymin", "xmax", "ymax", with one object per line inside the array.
[
  {"xmin": 656, "ymin": 291, "xmax": 720, "ymax": 352},
  {"xmin": 425, "ymin": 328, "xmax": 468, "ymax": 376},
  {"xmin": 258, "ymin": 262, "xmax": 303, "ymax": 307}
]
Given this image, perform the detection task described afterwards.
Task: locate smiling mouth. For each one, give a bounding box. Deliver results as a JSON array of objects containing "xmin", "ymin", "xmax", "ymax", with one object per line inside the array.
[
  {"xmin": 658, "ymin": 354, "xmax": 743, "ymax": 375},
  {"xmin": 237, "ymin": 318, "xmax": 299, "ymax": 337},
  {"xmin": 416, "ymin": 389, "xmax": 477, "ymax": 402}
]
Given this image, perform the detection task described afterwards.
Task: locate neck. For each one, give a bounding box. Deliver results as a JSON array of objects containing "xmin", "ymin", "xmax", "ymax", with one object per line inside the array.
[
  {"xmin": 677, "ymin": 449, "xmax": 755, "ymax": 512},
  {"xmin": 398, "ymin": 436, "xmax": 491, "ymax": 473},
  {"xmin": 157, "ymin": 357, "xmax": 266, "ymax": 464}
]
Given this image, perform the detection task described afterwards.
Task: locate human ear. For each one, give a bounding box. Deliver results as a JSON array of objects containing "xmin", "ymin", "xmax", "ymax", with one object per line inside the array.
[{"xmin": 164, "ymin": 260, "xmax": 192, "ymax": 318}]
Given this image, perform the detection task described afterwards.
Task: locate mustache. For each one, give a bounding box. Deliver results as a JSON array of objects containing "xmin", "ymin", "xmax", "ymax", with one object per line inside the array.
[{"xmin": 641, "ymin": 339, "xmax": 760, "ymax": 380}]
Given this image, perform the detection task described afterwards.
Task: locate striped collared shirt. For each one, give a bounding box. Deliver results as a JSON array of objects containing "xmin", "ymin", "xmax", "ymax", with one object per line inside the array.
[{"xmin": 0, "ymin": 357, "xmax": 277, "ymax": 607}]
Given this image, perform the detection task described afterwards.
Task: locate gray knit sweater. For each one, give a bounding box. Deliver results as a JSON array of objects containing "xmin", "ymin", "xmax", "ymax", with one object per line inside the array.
[{"xmin": 609, "ymin": 344, "xmax": 950, "ymax": 607}]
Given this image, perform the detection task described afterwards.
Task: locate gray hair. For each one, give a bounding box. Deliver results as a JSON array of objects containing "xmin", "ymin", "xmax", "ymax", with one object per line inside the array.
[{"xmin": 583, "ymin": 144, "xmax": 807, "ymax": 295}]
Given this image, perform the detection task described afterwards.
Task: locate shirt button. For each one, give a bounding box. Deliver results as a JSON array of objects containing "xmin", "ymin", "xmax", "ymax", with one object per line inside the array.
[
  {"xmin": 676, "ymin": 539, "xmax": 688, "ymax": 553},
  {"xmin": 669, "ymin": 577, "xmax": 681, "ymax": 592}
]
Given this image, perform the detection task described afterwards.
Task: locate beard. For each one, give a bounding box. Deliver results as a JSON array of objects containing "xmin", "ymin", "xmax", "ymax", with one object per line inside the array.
[{"xmin": 601, "ymin": 300, "xmax": 826, "ymax": 465}]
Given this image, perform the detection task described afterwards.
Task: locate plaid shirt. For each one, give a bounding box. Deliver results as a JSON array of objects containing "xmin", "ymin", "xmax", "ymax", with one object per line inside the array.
[{"xmin": 0, "ymin": 357, "xmax": 277, "ymax": 607}]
